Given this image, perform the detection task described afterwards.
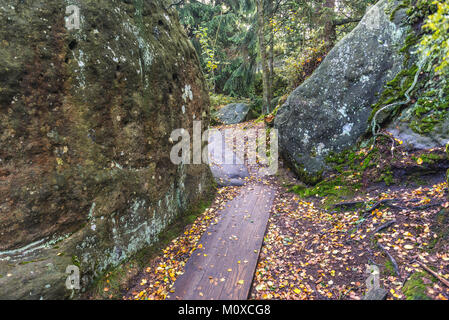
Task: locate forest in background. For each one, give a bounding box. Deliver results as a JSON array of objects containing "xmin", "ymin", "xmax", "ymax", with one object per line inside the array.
[
  {"xmin": 174, "ymin": 0, "xmax": 378, "ymax": 113},
  {"xmin": 171, "ymin": 0, "xmax": 448, "ymax": 119}
]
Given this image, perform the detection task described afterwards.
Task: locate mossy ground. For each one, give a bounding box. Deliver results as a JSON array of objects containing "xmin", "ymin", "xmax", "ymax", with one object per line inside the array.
[
  {"xmin": 290, "ymin": 134, "xmax": 448, "ymax": 210},
  {"xmin": 290, "ymin": 177, "xmax": 360, "ymax": 210},
  {"xmin": 403, "ymin": 272, "xmax": 435, "ymax": 300},
  {"xmin": 428, "ymin": 208, "xmax": 449, "ymax": 252}
]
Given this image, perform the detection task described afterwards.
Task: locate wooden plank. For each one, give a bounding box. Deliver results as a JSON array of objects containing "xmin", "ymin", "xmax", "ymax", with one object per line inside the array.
[{"xmin": 167, "ymin": 185, "xmax": 276, "ymax": 300}]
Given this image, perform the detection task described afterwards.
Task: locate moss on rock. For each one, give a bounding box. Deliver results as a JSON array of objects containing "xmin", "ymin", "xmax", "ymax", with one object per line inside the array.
[
  {"xmin": 403, "ymin": 272, "xmax": 434, "ymax": 300},
  {"xmin": 0, "ymin": 0, "xmax": 214, "ymax": 300}
]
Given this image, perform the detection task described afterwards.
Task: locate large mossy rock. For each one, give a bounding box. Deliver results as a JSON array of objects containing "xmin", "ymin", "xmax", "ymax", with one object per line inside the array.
[
  {"xmin": 0, "ymin": 0, "xmax": 214, "ymax": 299},
  {"xmin": 274, "ymin": 0, "xmax": 407, "ymax": 184}
]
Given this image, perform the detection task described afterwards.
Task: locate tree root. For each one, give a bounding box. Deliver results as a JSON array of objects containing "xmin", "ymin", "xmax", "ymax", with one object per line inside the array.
[
  {"xmin": 378, "ymin": 243, "xmax": 401, "ymax": 279},
  {"xmin": 418, "ymin": 261, "xmax": 449, "ymax": 288},
  {"xmin": 370, "ymin": 57, "xmax": 427, "ymax": 150},
  {"xmin": 373, "ymin": 220, "xmax": 396, "ymax": 235}
]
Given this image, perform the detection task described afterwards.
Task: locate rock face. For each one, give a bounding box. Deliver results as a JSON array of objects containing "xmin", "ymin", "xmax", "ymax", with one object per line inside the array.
[
  {"xmin": 385, "ymin": 73, "xmax": 449, "ymax": 151},
  {"xmin": 216, "ymin": 103, "xmax": 249, "ymax": 125},
  {"xmin": 387, "ymin": 112, "xmax": 449, "ymax": 150},
  {"xmin": 274, "ymin": 0, "xmax": 407, "ymax": 183},
  {"xmin": 0, "ymin": 0, "xmax": 214, "ymax": 299}
]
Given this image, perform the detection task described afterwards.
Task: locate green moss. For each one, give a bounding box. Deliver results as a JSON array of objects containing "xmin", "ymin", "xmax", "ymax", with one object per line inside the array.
[
  {"xmin": 289, "ymin": 162, "xmax": 324, "ymax": 186},
  {"xmin": 72, "ymin": 255, "xmax": 81, "ymax": 268},
  {"xmin": 290, "ymin": 176, "xmax": 361, "ymax": 209},
  {"xmin": 379, "ymin": 168, "xmax": 394, "ymax": 186},
  {"xmin": 370, "ymin": 0, "xmax": 442, "ymax": 129},
  {"xmin": 384, "ymin": 259, "xmax": 396, "ymax": 276},
  {"xmin": 369, "ymin": 65, "xmax": 419, "ymax": 123},
  {"xmin": 411, "ymin": 152, "xmax": 446, "ymax": 164},
  {"xmin": 408, "ymin": 80, "xmax": 449, "ymax": 134},
  {"xmin": 428, "ymin": 209, "xmax": 449, "ymax": 251},
  {"xmin": 91, "ymin": 265, "xmax": 127, "ymax": 299},
  {"xmin": 325, "ymin": 147, "xmax": 379, "ymax": 175},
  {"xmin": 403, "ymin": 272, "xmax": 434, "ymax": 300},
  {"xmin": 388, "ymin": 0, "xmax": 410, "ymax": 21}
]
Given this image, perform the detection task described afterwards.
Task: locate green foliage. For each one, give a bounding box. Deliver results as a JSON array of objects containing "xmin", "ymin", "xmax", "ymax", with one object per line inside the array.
[
  {"xmin": 176, "ymin": 0, "xmax": 375, "ymax": 98},
  {"xmin": 209, "ymin": 93, "xmax": 248, "ymax": 109},
  {"xmin": 178, "ymin": 1, "xmax": 257, "ymax": 96},
  {"xmin": 419, "ymin": 0, "xmax": 449, "ymax": 74},
  {"xmin": 279, "ymin": 39, "xmax": 327, "ymax": 90},
  {"xmin": 194, "ymin": 26, "xmax": 220, "ymax": 90}
]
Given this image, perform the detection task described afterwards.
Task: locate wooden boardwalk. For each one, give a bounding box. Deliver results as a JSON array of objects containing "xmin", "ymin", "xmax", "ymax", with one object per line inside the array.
[{"xmin": 168, "ymin": 184, "xmax": 276, "ymax": 300}]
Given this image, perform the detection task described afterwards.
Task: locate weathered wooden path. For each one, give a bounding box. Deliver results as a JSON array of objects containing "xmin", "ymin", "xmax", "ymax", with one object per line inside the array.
[{"xmin": 168, "ymin": 184, "xmax": 275, "ymax": 300}]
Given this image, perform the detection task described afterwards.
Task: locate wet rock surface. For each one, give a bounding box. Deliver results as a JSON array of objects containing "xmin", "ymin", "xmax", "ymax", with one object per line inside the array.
[{"xmin": 0, "ymin": 0, "xmax": 213, "ymax": 299}]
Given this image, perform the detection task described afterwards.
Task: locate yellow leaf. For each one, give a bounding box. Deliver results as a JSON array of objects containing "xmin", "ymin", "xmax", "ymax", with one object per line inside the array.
[{"xmin": 417, "ymin": 158, "xmax": 424, "ymax": 165}]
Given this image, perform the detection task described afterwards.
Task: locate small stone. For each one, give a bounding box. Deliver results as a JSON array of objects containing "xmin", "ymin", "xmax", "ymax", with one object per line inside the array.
[{"xmin": 363, "ymin": 288, "xmax": 388, "ymax": 300}]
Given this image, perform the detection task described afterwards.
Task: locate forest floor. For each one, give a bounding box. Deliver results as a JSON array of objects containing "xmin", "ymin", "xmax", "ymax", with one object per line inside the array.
[{"xmin": 119, "ymin": 120, "xmax": 449, "ymax": 301}]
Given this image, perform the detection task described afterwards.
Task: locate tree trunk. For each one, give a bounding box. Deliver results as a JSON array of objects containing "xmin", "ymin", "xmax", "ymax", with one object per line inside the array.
[
  {"xmin": 268, "ymin": 0, "xmax": 274, "ymax": 112},
  {"xmin": 257, "ymin": 0, "xmax": 270, "ymax": 115},
  {"xmin": 322, "ymin": 0, "xmax": 336, "ymax": 49}
]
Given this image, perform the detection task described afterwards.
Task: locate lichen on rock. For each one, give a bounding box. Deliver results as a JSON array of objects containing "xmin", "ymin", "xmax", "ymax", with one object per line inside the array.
[
  {"xmin": 0, "ymin": 0, "xmax": 213, "ymax": 299},
  {"xmin": 274, "ymin": 0, "xmax": 408, "ymax": 183}
]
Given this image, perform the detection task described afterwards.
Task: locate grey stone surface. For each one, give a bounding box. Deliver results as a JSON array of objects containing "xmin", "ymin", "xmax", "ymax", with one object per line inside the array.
[
  {"xmin": 0, "ymin": 0, "xmax": 213, "ymax": 299},
  {"xmin": 217, "ymin": 103, "xmax": 250, "ymax": 125},
  {"xmin": 387, "ymin": 105, "xmax": 449, "ymax": 150},
  {"xmin": 274, "ymin": 0, "xmax": 407, "ymax": 183},
  {"xmin": 363, "ymin": 288, "xmax": 388, "ymax": 300}
]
